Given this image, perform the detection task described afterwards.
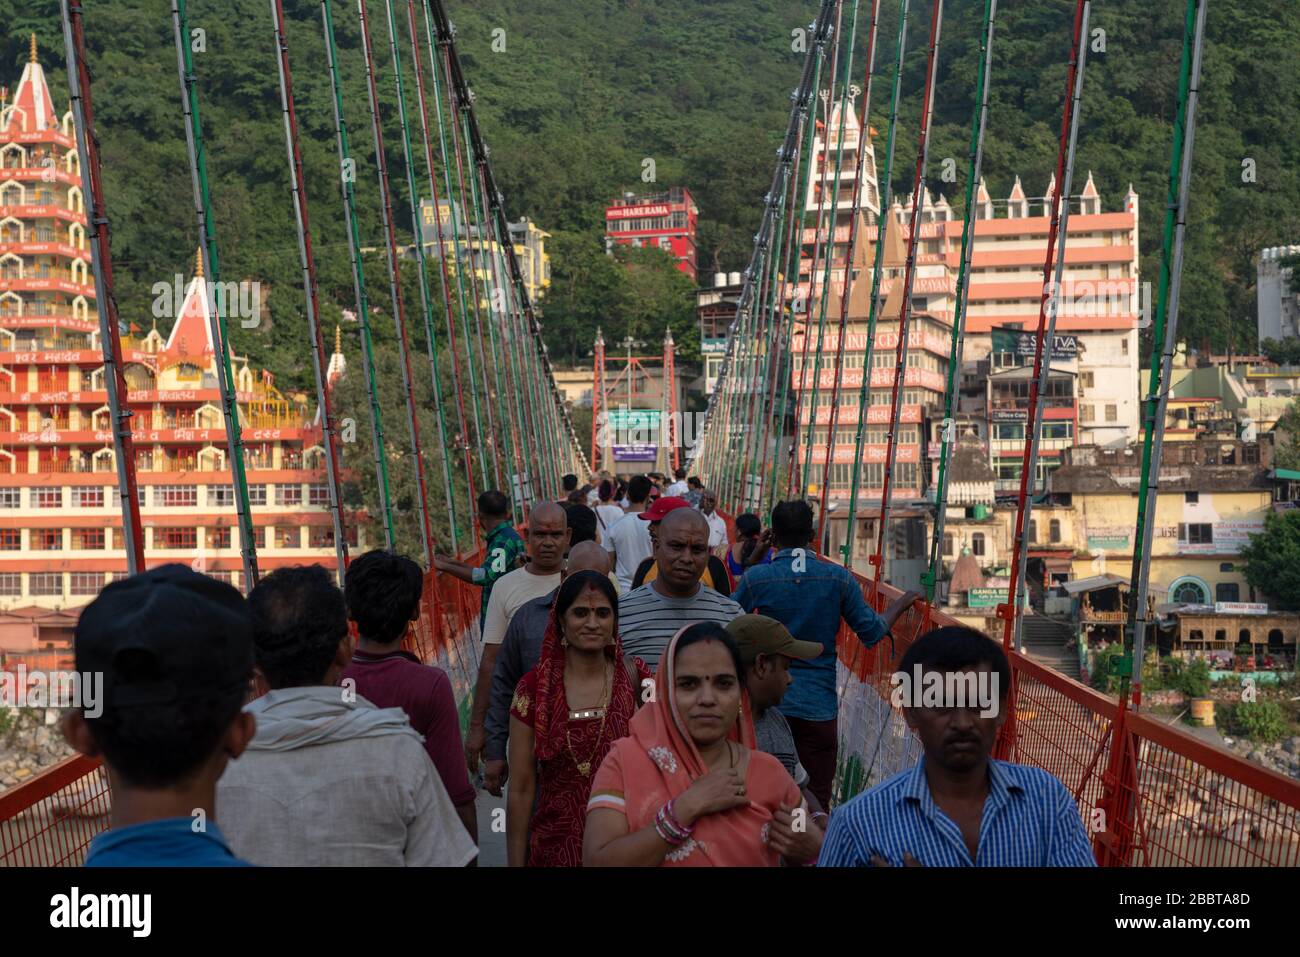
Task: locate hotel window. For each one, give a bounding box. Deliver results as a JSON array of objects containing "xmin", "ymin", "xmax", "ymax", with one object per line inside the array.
[
  {"xmin": 1185, "ymin": 491, "xmax": 1199, "ymax": 504},
  {"xmin": 1080, "ymin": 371, "xmax": 1094, "ymax": 389},
  {"xmin": 275, "ymin": 483, "xmax": 303, "ymax": 506},
  {"xmin": 72, "ymin": 487, "xmax": 104, "ymax": 508},
  {"xmin": 275, "ymin": 526, "xmax": 301, "ymax": 549},
  {"xmin": 943, "ymin": 534, "xmax": 953, "ymax": 557},
  {"xmin": 1121, "ymin": 337, "xmax": 1129, "ymax": 355},
  {"xmin": 156, "ymin": 484, "xmax": 197, "ymax": 507},
  {"xmin": 112, "ymin": 485, "xmax": 148, "ymax": 508},
  {"xmin": 971, "ymin": 533, "xmax": 986, "ymax": 557},
  {"xmin": 308, "ymin": 484, "xmax": 330, "ymax": 506},
  {"xmin": 1028, "ymin": 521, "xmax": 1037, "ymax": 543},
  {"xmin": 1178, "ymin": 523, "xmax": 1213, "ymax": 545},
  {"xmin": 157, "ymin": 527, "xmax": 197, "ymax": 550},
  {"xmin": 30, "ymin": 573, "xmax": 64, "ymax": 596},
  {"xmin": 0, "ymin": 573, "xmax": 20, "ymax": 596},
  {"xmin": 1080, "ymin": 404, "xmax": 1094, "ymax": 423},
  {"xmin": 71, "ymin": 573, "xmax": 104, "ymax": 597},
  {"xmin": 208, "ymin": 527, "xmax": 232, "ymax": 549},
  {"xmin": 309, "ymin": 526, "xmax": 335, "ymax": 549},
  {"xmin": 33, "ymin": 529, "xmax": 63, "ymax": 550},
  {"xmin": 71, "ymin": 528, "xmax": 105, "ymax": 550},
  {"xmin": 248, "ymin": 485, "xmax": 268, "ymax": 506},
  {"xmin": 0, "ymin": 488, "xmax": 19, "ymax": 508},
  {"xmin": 207, "ymin": 485, "xmax": 234, "ymax": 508},
  {"xmin": 34, "ymin": 487, "xmax": 64, "ymax": 508},
  {"xmin": 994, "ymin": 423, "xmax": 1024, "ymax": 440},
  {"xmin": 1050, "ymin": 519, "xmax": 1061, "ymax": 544},
  {"xmin": 1216, "ymin": 583, "xmax": 1240, "ymax": 603},
  {"xmin": 0, "ymin": 528, "xmax": 20, "ymax": 550},
  {"xmin": 1105, "ymin": 404, "xmax": 1118, "ymax": 422},
  {"xmin": 1041, "ymin": 422, "xmax": 1072, "ymax": 439}
]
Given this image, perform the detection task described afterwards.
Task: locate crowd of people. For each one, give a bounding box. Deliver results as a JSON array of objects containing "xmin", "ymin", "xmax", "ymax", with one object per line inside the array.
[{"xmin": 68, "ymin": 467, "xmax": 1096, "ymax": 868}]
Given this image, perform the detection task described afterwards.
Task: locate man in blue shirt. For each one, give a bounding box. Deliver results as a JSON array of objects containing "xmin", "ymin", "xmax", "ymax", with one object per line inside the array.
[
  {"xmin": 818, "ymin": 626, "xmax": 1096, "ymax": 866},
  {"xmin": 732, "ymin": 500, "xmax": 919, "ymax": 808},
  {"xmin": 62, "ymin": 564, "xmax": 257, "ymax": 866}
]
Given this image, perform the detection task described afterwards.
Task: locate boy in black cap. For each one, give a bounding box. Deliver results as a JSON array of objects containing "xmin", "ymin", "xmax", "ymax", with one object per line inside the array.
[
  {"xmin": 63, "ymin": 564, "xmax": 257, "ymax": 866},
  {"xmin": 728, "ymin": 613, "xmax": 828, "ymax": 864}
]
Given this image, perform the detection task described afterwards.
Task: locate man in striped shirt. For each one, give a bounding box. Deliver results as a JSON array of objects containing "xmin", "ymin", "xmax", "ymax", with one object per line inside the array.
[
  {"xmin": 618, "ymin": 507, "xmax": 742, "ymax": 670},
  {"xmin": 819, "ymin": 626, "xmax": 1096, "ymax": 867}
]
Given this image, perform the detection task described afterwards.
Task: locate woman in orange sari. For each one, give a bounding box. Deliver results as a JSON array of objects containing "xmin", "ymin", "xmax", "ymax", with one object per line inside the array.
[{"xmin": 583, "ymin": 622, "xmax": 805, "ymax": 866}]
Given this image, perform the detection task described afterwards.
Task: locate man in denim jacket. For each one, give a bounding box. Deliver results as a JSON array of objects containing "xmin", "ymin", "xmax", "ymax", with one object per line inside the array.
[{"xmin": 732, "ymin": 500, "xmax": 919, "ymax": 808}]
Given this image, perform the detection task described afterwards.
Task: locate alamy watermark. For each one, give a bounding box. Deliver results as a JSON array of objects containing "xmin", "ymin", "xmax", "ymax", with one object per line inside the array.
[
  {"xmin": 151, "ymin": 274, "xmax": 263, "ymax": 328},
  {"xmin": 593, "ymin": 405, "xmax": 706, "ymax": 452},
  {"xmin": 889, "ymin": 665, "xmax": 1000, "ymax": 718},
  {"xmin": 0, "ymin": 667, "xmax": 103, "ymax": 718}
]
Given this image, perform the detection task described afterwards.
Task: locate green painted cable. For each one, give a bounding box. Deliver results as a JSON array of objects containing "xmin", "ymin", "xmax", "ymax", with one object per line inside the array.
[
  {"xmin": 923, "ymin": 0, "xmax": 996, "ymax": 602},
  {"xmin": 321, "ymin": 0, "xmax": 396, "ymax": 549},
  {"xmin": 172, "ymin": 0, "xmax": 259, "ymax": 587},
  {"xmin": 380, "ymin": 0, "xmax": 464, "ymax": 551},
  {"xmin": 841, "ymin": 0, "xmax": 909, "ymax": 569}
]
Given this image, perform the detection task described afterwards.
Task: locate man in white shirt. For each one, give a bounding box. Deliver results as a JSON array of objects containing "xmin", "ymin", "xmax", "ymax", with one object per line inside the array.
[
  {"xmin": 700, "ymin": 488, "xmax": 728, "ymax": 549},
  {"xmin": 465, "ymin": 501, "xmax": 569, "ymax": 773},
  {"xmin": 218, "ymin": 565, "xmax": 477, "ymax": 866},
  {"xmin": 665, "ymin": 466, "xmax": 689, "ymax": 497},
  {"xmin": 603, "ymin": 475, "xmax": 654, "ymax": 591}
]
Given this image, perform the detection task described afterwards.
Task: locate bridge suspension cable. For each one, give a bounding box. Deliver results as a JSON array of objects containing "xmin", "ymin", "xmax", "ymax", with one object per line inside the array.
[
  {"xmin": 923, "ymin": 0, "xmax": 998, "ymax": 612},
  {"xmin": 60, "ymin": 0, "xmax": 146, "ymax": 576},
  {"xmin": 1124, "ymin": 0, "xmax": 1209, "ymax": 708},
  {"xmin": 320, "ymin": 0, "xmax": 397, "ymax": 550},
  {"xmin": 171, "ymin": 0, "xmax": 260, "ymax": 587},
  {"xmin": 270, "ymin": 0, "xmax": 350, "ymax": 576},
  {"xmin": 998, "ymin": 0, "xmax": 1092, "ymax": 660}
]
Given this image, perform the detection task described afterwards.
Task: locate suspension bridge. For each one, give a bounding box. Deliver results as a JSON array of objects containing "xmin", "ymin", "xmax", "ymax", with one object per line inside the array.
[{"xmin": 2, "ymin": 0, "xmax": 1299, "ymax": 867}]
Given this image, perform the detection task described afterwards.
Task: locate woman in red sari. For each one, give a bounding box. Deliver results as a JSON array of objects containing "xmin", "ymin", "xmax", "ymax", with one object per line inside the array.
[
  {"xmin": 583, "ymin": 622, "xmax": 806, "ymax": 866},
  {"xmin": 506, "ymin": 570, "xmax": 649, "ymax": 866}
]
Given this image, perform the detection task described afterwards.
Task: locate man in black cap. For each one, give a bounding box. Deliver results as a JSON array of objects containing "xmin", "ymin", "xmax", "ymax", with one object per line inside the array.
[
  {"xmin": 727, "ymin": 613, "xmax": 828, "ymax": 865},
  {"xmin": 62, "ymin": 564, "xmax": 257, "ymax": 866}
]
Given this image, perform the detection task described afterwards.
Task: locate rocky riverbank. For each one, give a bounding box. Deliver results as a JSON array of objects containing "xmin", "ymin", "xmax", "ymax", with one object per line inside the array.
[{"xmin": 0, "ymin": 708, "xmax": 77, "ymax": 792}]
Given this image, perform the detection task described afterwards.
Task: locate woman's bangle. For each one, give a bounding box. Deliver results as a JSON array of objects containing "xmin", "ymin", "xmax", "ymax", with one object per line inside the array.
[
  {"xmin": 655, "ymin": 802, "xmax": 691, "ymax": 845},
  {"xmin": 665, "ymin": 798, "xmax": 694, "ymax": 836}
]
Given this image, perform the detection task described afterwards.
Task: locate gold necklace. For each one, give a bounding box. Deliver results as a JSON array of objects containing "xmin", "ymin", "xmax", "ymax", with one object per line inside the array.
[{"xmin": 565, "ymin": 660, "xmax": 611, "ymax": 777}]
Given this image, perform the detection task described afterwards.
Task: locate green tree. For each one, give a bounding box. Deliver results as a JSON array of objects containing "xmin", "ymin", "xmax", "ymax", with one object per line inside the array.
[
  {"xmin": 1271, "ymin": 398, "xmax": 1300, "ymax": 470},
  {"xmin": 1239, "ymin": 510, "xmax": 1300, "ymax": 610}
]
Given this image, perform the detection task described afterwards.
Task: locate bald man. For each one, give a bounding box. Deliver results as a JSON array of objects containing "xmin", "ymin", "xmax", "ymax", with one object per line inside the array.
[
  {"xmin": 480, "ymin": 540, "xmax": 613, "ymax": 795},
  {"xmin": 466, "ymin": 502, "xmax": 571, "ymax": 774},
  {"xmin": 617, "ymin": 508, "xmax": 743, "ymax": 670}
]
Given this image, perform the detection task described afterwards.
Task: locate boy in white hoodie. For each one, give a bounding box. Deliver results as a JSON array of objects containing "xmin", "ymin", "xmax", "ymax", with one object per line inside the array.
[{"xmin": 217, "ymin": 565, "xmax": 477, "ymax": 867}]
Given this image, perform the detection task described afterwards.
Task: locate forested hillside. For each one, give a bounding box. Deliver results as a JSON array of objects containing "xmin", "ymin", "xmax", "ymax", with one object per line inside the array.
[{"xmin": 5, "ymin": 0, "xmax": 1298, "ymax": 377}]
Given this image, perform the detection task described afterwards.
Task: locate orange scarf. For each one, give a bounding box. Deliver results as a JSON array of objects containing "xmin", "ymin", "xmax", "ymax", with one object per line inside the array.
[{"xmin": 592, "ymin": 627, "xmax": 800, "ymax": 866}]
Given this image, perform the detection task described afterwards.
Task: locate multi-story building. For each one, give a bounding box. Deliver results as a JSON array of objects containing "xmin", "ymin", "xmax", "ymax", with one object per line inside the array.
[
  {"xmin": 782, "ymin": 74, "xmax": 1141, "ymax": 504},
  {"xmin": 1049, "ymin": 440, "xmax": 1271, "ymax": 610},
  {"xmin": 508, "ymin": 217, "xmax": 551, "ymax": 304},
  {"xmin": 1257, "ymin": 244, "xmax": 1300, "ymax": 346},
  {"xmin": 0, "ymin": 40, "xmax": 357, "ymax": 609},
  {"xmin": 417, "ymin": 200, "xmax": 552, "ymax": 304},
  {"xmin": 697, "ymin": 271, "xmax": 743, "ymax": 394},
  {"xmin": 604, "ymin": 187, "xmax": 699, "ymax": 280}
]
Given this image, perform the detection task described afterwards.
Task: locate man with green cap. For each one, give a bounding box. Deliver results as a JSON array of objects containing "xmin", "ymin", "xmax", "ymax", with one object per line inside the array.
[{"xmin": 727, "ymin": 613, "xmax": 829, "ymax": 864}]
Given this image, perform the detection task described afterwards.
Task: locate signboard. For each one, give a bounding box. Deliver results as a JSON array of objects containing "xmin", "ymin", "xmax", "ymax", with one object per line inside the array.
[
  {"xmin": 701, "ymin": 337, "xmax": 728, "ymax": 355},
  {"xmin": 990, "ymin": 409, "xmax": 1028, "ymax": 423},
  {"xmin": 605, "ymin": 408, "xmax": 661, "ymax": 431},
  {"xmin": 1215, "ymin": 601, "xmax": 1269, "ymax": 615},
  {"xmin": 613, "ymin": 445, "xmax": 657, "ymax": 462},
  {"xmin": 991, "ymin": 327, "xmax": 1079, "ymax": 358},
  {"xmin": 606, "ymin": 204, "xmax": 671, "ymax": 220},
  {"xmin": 967, "ymin": 587, "xmax": 1005, "ymax": 608},
  {"xmin": 1087, "ymin": 535, "xmax": 1130, "ymax": 550}
]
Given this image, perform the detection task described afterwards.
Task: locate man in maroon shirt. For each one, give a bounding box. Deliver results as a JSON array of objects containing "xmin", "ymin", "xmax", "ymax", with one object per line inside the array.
[{"xmin": 342, "ymin": 550, "xmax": 477, "ymax": 846}]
